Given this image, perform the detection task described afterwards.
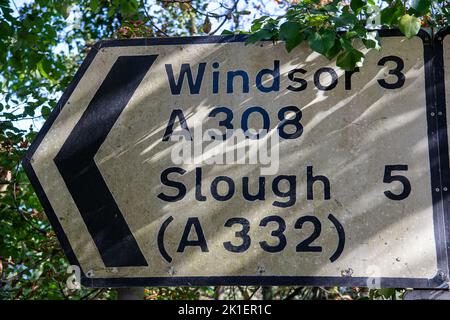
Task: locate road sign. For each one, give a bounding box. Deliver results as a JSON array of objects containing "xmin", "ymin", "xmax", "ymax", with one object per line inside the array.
[{"xmin": 23, "ymin": 30, "xmax": 450, "ymax": 288}]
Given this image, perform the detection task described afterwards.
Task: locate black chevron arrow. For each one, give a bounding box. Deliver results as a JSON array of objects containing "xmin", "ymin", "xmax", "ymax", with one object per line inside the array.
[{"xmin": 54, "ymin": 55, "xmax": 158, "ymax": 267}]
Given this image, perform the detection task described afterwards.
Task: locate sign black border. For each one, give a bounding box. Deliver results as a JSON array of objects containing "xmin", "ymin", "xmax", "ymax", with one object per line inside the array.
[
  {"xmin": 22, "ymin": 29, "xmax": 450, "ymax": 288},
  {"xmin": 434, "ymin": 27, "xmax": 450, "ymax": 286}
]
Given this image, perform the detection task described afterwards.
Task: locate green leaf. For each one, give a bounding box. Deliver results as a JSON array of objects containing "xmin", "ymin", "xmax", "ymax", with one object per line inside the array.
[
  {"xmin": 250, "ymin": 16, "xmax": 269, "ymax": 32},
  {"xmin": 339, "ymin": 37, "xmax": 354, "ymax": 51},
  {"xmin": 246, "ymin": 28, "xmax": 274, "ymax": 44},
  {"xmin": 41, "ymin": 106, "xmax": 51, "ymax": 119},
  {"xmin": 350, "ymin": 0, "xmax": 365, "ymax": 13},
  {"xmin": 36, "ymin": 61, "xmax": 50, "ymax": 79},
  {"xmin": 336, "ymin": 48, "xmax": 364, "ymax": 71},
  {"xmin": 324, "ymin": 40, "xmax": 342, "ymax": 60},
  {"xmin": 409, "ymin": 0, "xmax": 431, "ymax": 17},
  {"xmin": 24, "ymin": 105, "xmax": 35, "ymax": 117},
  {"xmin": 251, "ymin": 22, "xmax": 262, "ymax": 32},
  {"xmin": 90, "ymin": 0, "xmax": 99, "ymax": 12},
  {"xmin": 236, "ymin": 10, "xmax": 251, "ymax": 15},
  {"xmin": 279, "ymin": 21, "xmax": 304, "ymax": 52},
  {"xmin": 0, "ymin": 21, "xmax": 13, "ymax": 37},
  {"xmin": 221, "ymin": 29, "xmax": 234, "ymax": 35},
  {"xmin": 332, "ymin": 13, "xmax": 358, "ymax": 28},
  {"xmin": 398, "ymin": 14, "xmax": 421, "ymax": 38},
  {"xmin": 380, "ymin": 2, "xmax": 405, "ymax": 26},
  {"xmin": 308, "ymin": 29, "xmax": 336, "ymax": 55},
  {"xmin": 344, "ymin": 31, "xmax": 358, "ymax": 39},
  {"xmin": 57, "ymin": 3, "xmax": 71, "ymax": 19}
]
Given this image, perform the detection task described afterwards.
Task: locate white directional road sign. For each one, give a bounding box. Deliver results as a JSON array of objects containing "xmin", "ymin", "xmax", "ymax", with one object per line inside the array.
[{"xmin": 23, "ymin": 30, "xmax": 450, "ymax": 288}]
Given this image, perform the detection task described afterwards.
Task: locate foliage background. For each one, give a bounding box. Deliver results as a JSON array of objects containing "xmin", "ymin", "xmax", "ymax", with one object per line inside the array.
[{"xmin": 0, "ymin": 0, "xmax": 448, "ymax": 300}]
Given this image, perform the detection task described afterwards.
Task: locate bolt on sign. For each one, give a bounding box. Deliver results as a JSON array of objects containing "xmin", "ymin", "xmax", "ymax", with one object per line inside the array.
[{"xmin": 23, "ymin": 30, "xmax": 450, "ymax": 288}]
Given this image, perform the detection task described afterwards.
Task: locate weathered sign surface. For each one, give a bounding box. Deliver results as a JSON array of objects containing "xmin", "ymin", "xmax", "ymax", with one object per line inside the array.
[{"xmin": 23, "ymin": 30, "xmax": 450, "ymax": 288}]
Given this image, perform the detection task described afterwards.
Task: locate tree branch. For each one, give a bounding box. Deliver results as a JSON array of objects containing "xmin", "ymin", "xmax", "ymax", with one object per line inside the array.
[
  {"xmin": 208, "ymin": 0, "xmax": 239, "ymax": 35},
  {"xmin": 140, "ymin": 0, "xmax": 170, "ymax": 37}
]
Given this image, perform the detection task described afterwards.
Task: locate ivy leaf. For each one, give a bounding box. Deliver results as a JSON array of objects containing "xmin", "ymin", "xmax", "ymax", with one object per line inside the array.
[
  {"xmin": 279, "ymin": 21, "xmax": 304, "ymax": 52},
  {"xmin": 398, "ymin": 14, "xmax": 421, "ymax": 38},
  {"xmin": 308, "ymin": 29, "xmax": 336, "ymax": 55},
  {"xmin": 336, "ymin": 48, "xmax": 364, "ymax": 71},
  {"xmin": 350, "ymin": 0, "xmax": 365, "ymax": 13}
]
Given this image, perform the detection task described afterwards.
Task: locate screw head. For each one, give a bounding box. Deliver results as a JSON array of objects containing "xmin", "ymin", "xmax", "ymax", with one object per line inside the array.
[{"xmin": 86, "ymin": 270, "xmax": 95, "ymax": 278}]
